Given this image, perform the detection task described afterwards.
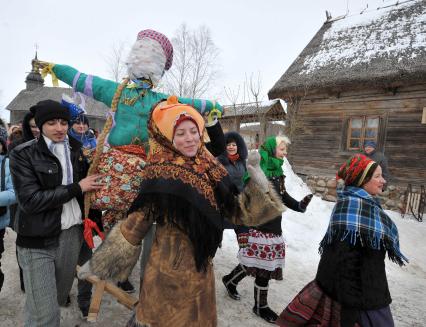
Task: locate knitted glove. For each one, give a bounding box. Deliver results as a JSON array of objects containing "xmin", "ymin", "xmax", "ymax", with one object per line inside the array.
[{"xmin": 299, "ymin": 194, "xmax": 313, "ymax": 212}]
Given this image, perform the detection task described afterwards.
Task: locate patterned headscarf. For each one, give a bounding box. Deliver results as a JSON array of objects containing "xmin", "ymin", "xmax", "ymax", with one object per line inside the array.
[
  {"xmin": 259, "ymin": 136, "xmax": 284, "ymax": 178},
  {"xmin": 129, "ymin": 97, "xmax": 237, "ymax": 272},
  {"xmin": 337, "ymin": 154, "xmax": 377, "ymax": 187}
]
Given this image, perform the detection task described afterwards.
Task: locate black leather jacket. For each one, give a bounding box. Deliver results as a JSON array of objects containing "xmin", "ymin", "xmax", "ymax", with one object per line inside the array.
[{"xmin": 9, "ymin": 136, "xmax": 88, "ymax": 248}]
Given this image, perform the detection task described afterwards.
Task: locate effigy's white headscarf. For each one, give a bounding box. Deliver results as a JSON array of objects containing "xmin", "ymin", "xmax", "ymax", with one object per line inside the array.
[{"xmin": 126, "ymin": 38, "xmax": 167, "ymax": 86}]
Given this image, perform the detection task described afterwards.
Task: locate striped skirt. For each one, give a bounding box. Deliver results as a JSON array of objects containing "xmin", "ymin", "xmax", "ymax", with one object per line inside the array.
[{"xmin": 276, "ymin": 280, "xmax": 342, "ymax": 326}]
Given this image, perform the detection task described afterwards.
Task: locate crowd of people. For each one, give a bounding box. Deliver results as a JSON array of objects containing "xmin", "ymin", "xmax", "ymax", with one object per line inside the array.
[{"xmin": 0, "ymin": 28, "xmax": 406, "ymax": 327}]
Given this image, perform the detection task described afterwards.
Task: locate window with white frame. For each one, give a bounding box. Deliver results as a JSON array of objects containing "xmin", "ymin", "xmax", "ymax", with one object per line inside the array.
[{"xmin": 346, "ymin": 116, "xmax": 380, "ymax": 151}]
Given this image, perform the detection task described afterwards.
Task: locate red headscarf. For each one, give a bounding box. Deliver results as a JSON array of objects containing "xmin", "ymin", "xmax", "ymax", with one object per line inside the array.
[{"xmin": 337, "ymin": 154, "xmax": 377, "ymax": 187}]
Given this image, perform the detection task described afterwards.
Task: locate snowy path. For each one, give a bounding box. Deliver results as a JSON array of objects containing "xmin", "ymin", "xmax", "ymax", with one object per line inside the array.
[{"xmin": 1, "ymin": 160, "xmax": 425, "ymax": 326}]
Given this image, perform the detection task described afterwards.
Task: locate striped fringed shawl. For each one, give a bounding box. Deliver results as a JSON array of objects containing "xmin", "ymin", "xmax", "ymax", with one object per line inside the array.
[{"xmin": 319, "ymin": 186, "xmax": 408, "ymax": 266}]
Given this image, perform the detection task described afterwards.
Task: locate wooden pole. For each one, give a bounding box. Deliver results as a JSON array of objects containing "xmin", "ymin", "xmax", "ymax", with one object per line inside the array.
[{"xmin": 76, "ymin": 266, "xmax": 138, "ymax": 322}]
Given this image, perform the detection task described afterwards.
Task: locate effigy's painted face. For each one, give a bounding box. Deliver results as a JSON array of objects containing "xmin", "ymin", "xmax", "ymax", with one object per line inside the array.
[{"xmin": 126, "ymin": 38, "xmax": 166, "ymax": 86}]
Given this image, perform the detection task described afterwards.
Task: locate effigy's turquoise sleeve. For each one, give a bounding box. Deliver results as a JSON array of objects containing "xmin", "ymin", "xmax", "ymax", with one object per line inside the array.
[
  {"xmin": 155, "ymin": 91, "xmax": 223, "ymax": 116},
  {"xmin": 52, "ymin": 64, "xmax": 119, "ymax": 107},
  {"xmin": 179, "ymin": 97, "xmax": 223, "ymax": 116}
]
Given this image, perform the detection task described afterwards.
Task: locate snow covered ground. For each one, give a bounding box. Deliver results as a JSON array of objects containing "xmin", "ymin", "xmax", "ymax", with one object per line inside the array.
[{"xmin": 1, "ymin": 159, "xmax": 425, "ymax": 326}]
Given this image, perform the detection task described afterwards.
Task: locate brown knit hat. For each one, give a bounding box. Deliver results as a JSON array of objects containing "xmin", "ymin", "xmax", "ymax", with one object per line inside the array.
[{"xmin": 337, "ymin": 154, "xmax": 378, "ymax": 187}]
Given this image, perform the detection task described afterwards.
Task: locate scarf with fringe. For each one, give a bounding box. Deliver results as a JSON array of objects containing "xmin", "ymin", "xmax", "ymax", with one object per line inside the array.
[
  {"xmin": 129, "ymin": 112, "xmax": 238, "ymax": 272},
  {"xmin": 319, "ymin": 186, "xmax": 408, "ymax": 266}
]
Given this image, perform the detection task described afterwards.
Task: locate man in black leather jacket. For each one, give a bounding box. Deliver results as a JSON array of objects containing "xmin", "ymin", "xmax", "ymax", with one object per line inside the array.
[{"xmin": 9, "ymin": 100, "xmax": 102, "ymax": 327}]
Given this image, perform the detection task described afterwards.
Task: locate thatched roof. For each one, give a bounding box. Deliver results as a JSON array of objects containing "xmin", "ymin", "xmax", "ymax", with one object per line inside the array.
[
  {"xmin": 269, "ymin": 0, "xmax": 426, "ymax": 99},
  {"xmin": 222, "ymin": 99, "xmax": 285, "ymax": 119}
]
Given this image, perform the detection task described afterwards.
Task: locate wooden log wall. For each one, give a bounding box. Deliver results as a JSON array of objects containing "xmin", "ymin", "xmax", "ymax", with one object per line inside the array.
[{"xmin": 287, "ymin": 84, "xmax": 426, "ymax": 186}]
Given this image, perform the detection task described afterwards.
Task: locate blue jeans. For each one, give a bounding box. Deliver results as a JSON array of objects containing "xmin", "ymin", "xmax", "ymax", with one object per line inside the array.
[{"xmin": 18, "ymin": 225, "xmax": 83, "ymax": 327}]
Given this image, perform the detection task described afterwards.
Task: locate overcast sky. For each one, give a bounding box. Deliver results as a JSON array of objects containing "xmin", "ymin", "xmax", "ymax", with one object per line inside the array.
[{"xmin": 0, "ymin": 0, "xmax": 393, "ymax": 121}]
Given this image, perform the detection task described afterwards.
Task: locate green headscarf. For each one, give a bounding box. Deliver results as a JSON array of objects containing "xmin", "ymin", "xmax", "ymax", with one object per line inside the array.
[{"xmin": 259, "ymin": 136, "xmax": 284, "ymax": 178}]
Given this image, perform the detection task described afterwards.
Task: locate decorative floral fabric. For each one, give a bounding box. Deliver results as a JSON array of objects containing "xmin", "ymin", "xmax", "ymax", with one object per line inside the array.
[
  {"xmin": 238, "ymin": 228, "xmax": 286, "ymax": 280},
  {"xmin": 90, "ymin": 145, "xmax": 146, "ymax": 212}
]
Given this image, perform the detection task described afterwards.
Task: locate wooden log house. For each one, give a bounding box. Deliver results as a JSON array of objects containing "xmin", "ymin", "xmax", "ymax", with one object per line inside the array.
[
  {"xmin": 221, "ymin": 99, "xmax": 286, "ymax": 148},
  {"xmin": 268, "ymin": 0, "xmax": 426, "ymax": 187}
]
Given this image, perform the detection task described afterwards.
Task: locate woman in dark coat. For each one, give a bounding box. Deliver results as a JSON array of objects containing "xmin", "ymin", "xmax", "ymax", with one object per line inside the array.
[
  {"xmin": 217, "ymin": 131, "xmax": 248, "ymax": 192},
  {"xmin": 276, "ymin": 154, "xmax": 408, "ymax": 327},
  {"xmin": 219, "ymin": 131, "xmax": 253, "ymax": 299}
]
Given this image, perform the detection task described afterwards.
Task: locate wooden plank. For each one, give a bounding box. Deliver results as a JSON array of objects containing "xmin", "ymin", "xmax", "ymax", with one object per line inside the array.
[
  {"xmin": 76, "ymin": 266, "xmax": 139, "ymax": 321},
  {"xmin": 298, "ymin": 84, "xmax": 426, "ymax": 101},
  {"xmin": 304, "ymin": 91, "xmax": 426, "ymax": 105},
  {"xmin": 299, "ymin": 99, "xmax": 425, "ymax": 112},
  {"xmin": 87, "ymin": 280, "xmax": 106, "ymax": 322}
]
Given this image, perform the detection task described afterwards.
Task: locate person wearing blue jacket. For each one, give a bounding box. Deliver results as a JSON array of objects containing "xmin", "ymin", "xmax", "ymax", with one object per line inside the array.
[
  {"xmin": 68, "ymin": 114, "xmax": 97, "ymax": 150},
  {"xmin": 0, "ymin": 126, "xmax": 17, "ymax": 292}
]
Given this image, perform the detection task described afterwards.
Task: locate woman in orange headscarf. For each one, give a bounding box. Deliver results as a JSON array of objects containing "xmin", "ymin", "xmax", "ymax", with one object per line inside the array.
[{"xmin": 79, "ymin": 96, "xmax": 285, "ymax": 326}]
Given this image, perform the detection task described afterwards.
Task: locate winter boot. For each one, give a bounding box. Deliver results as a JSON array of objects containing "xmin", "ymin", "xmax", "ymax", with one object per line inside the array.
[
  {"xmin": 253, "ymin": 283, "xmax": 278, "ymax": 323},
  {"xmin": 222, "ymin": 264, "xmax": 247, "ymax": 300}
]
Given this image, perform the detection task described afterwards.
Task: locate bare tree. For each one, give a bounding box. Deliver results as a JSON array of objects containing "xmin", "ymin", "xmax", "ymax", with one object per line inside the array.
[
  {"xmin": 162, "ymin": 24, "xmax": 192, "ymax": 96},
  {"xmin": 103, "ymin": 41, "xmax": 128, "ymax": 82},
  {"xmin": 246, "ymin": 72, "xmax": 266, "ymax": 144},
  {"xmin": 224, "ymin": 84, "xmax": 241, "ymax": 131},
  {"xmin": 163, "ymin": 24, "xmax": 220, "ymax": 99},
  {"xmin": 246, "ymin": 72, "xmax": 263, "ymax": 105}
]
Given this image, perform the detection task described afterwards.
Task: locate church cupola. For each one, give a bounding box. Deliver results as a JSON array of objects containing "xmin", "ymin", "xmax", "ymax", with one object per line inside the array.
[{"xmin": 25, "ymin": 52, "xmax": 44, "ymax": 91}]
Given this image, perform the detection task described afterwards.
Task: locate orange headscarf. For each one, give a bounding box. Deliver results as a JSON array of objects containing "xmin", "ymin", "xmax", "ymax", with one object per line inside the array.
[{"xmin": 151, "ymin": 95, "xmax": 205, "ymax": 142}]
